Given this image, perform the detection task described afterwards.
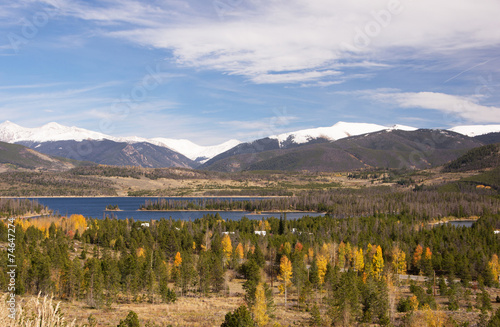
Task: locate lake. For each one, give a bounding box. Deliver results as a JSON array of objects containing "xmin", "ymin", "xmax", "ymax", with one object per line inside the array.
[{"xmin": 26, "ymin": 197, "xmax": 324, "ymax": 221}]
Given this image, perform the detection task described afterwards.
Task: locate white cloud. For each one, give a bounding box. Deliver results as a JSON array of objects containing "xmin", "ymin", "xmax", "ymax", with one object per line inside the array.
[
  {"xmin": 364, "ymin": 90, "xmax": 500, "ymax": 124},
  {"xmin": 94, "ymin": 0, "xmax": 500, "ymax": 84}
]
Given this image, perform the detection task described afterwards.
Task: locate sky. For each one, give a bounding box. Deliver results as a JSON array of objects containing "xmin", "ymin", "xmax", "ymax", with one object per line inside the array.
[{"xmin": 0, "ymin": 0, "xmax": 500, "ymax": 145}]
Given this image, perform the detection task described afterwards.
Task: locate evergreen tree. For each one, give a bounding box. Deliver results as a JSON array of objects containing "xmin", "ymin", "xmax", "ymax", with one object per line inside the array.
[
  {"xmin": 308, "ymin": 304, "xmax": 323, "ymax": 327},
  {"xmin": 221, "ymin": 305, "xmax": 255, "ymax": 327},
  {"xmin": 118, "ymin": 310, "xmax": 140, "ymax": 327},
  {"xmin": 328, "ymin": 271, "xmax": 361, "ymax": 327}
]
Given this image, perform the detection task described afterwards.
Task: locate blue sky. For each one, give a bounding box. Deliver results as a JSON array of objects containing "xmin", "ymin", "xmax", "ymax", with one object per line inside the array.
[{"xmin": 1, "ymin": 0, "xmax": 499, "ymax": 145}]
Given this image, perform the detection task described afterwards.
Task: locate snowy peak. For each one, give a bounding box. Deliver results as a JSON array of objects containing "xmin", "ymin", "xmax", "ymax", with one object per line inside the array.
[
  {"xmin": 0, "ymin": 121, "xmax": 241, "ymax": 162},
  {"xmin": 269, "ymin": 122, "xmax": 418, "ymax": 147},
  {"xmin": 448, "ymin": 125, "xmax": 500, "ymax": 137},
  {"xmin": 150, "ymin": 138, "xmax": 241, "ymax": 162},
  {"xmin": 0, "ymin": 121, "xmax": 110, "ymax": 143}
]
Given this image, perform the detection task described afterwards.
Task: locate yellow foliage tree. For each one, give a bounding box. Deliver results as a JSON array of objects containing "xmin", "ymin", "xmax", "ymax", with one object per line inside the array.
[
  {"xmin": 69, "ymin": 214, "xmax": 87, "ymax": 235},
  {"xmin": 373, "ymin": 245, "xmax": 384, "ymax": 280},
  {"xmin": 281, "ymin": 242, "xmax": 292, "ymax": 257},
  {"xmin": 409, "ymin": 295, "xmax": 419, "ymax": 311},
  {"xmin": 222, "ymin": 233, "xmax": 233, "ymax": 261},
  {"xmin": 413, "ymin": 244, "xmax": 423, "ymax": 269},
  {"xmin": 235, "ymin": 243, "xmax": 244, "ymax": 261},
  {"xmin": 278, "ymin": 255, "xmax": 293, "ymax": 308},
  {"xmin": 488, "ymin": 254, "xmax": 500, "ymax": 283},
  {"xmin": 393, "ymin": 248, "xmax": 407, "ymax": 275},
  {"xmin": 308, "ymin": 247, "xmax": 314, "ymax": 263},
  {"xmin": 317, "ymin": 254, "xmax": 328, "ymax": 285},
  {"xmin": 136, "ymin": 247, "xmax": 145, "ymax": 258},
  {"xmin": 338, "ymin": 241, "xmax": 346, "ymax": 268},
  {"xmin": 174, "ymin": 252, "xmax": 182, "ymax": 267},
  {"xmin": 424, "ymin": 247, "xmax": 432, "ymax": 261},
  {"xmin": 252, "ymin": 283, "xmax": 270, "ymax": 326},
  {"xmin": 354, "ymin": 248, "xmax": 365, "ymax": 272},
  {"xmin": 345, "ymin": 242, "xmax": 352, "ymax": 267}
]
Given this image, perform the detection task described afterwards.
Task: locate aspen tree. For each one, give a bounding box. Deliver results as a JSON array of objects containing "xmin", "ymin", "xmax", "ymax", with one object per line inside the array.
[{"xmin": 278, "ymin": 255, "xmax": 293, "ymax": 308}]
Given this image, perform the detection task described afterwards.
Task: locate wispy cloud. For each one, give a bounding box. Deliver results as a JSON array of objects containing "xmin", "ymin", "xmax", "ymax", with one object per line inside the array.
[
  {"xmin": 360, "ymin": 90, "xmax": 500, "ymax": 124},
  {"xmin": 87, "ymin": 0, "xmax": 500, "ymax": 84}
]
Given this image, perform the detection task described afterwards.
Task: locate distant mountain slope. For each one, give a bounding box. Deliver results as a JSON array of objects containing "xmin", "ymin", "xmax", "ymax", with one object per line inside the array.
[
  {"xmin": 0, "ymin": 141, "xmax": 80, "ymax": 171},
  {"xmin": 203, "ymin": 129, "xmax": 484, "ymax": 172},
  {"xmin": 443, "ymin": 143, "xmax": 500, "ymax": 172},
  {"xmin": 18, "ymin": 140, "xmax": 197, "ymax": 168},
  {"xmin": 473, "ymin": 132, "xmax": 500, "ymax": 145}
]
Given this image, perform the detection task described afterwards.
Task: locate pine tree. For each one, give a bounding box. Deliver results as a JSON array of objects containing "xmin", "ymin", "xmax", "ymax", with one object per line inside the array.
[
  {"xmin": 83, "ymin": 258, "xmax": 104, "ymax": 309},
  {"xmin": 329, "ymin": 271, "xmax": 361, "ymax": 327},
  {"xmin": 221, "ymin": 305, "xmax": 255, "ymax": 327},
  {"xmin": 309, "ymin": 304, "xmax": 323, "ymax": 326},
  {"xmin": 118, "ymin": 310, "xmax": 140, "ymax": 327}
]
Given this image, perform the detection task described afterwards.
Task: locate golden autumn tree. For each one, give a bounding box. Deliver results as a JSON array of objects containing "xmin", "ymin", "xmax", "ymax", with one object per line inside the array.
[
  {"xmin": 278, "ymin": 255, "xmax": 293, "ymax": 308},
  {"xmin": 488, "ymin": 254, "xmax": 500, "ymax": 283},
  {"xmin": 413, "ymin": 244, "xmax": 423, "ymax": 271},
  {"xmin": 338, "ymin": 241, "xmax": 346, "ymax": 268},
  {"xmin": 424, "ymin": 247, "xmax": 432, "ymax": 261},
  {"xmin": 222, "ymin": 233, "xmax": 233, "ymax": 263},
  {"xmin": 354, "ymin": 248, "xmax": 364, "ymax": 273},
  {"xmin": 136, "ymin": 247, "xmax": 145, "ymax": 258},
  {"xmin": 308, "ymin": 247, "xmax": 314, "ymax": 263},
  {"xmin": 393, "ymin": 248, "xmax": 407, "ymax": 275},
  {"xmin": 252, "ymin": 283, "xmax": 270, "ymax": 327},
  {"xmin": 69, "ymin": 214, "xmax": 87, "ymax": 235},
  {"xmin": 345, "ymin": 242, "xmax": 353, "ymax": 268},
  {"xmin": 235, "ymin": 243, "xmax": 244, "ymax": 262},
  {"xmin": 373, "ymin": 245, "xmax": 384, "ymax": 280},
  {"xmin": 317, "ymin": 254, "xmax": 328, "ymax": 285},
  {"xmin": 294, "ymin": 242, "xmax": 303, "ymax": 253},
  {"xmin": 174, "ymin": 252, "xmax": 182, "ymax": 268}
]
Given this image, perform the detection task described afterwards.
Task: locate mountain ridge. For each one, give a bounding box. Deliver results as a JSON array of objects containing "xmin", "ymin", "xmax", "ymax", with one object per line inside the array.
[{"xmin": 2, "ymin": 120, "xmax": 500, "ymax": 170}]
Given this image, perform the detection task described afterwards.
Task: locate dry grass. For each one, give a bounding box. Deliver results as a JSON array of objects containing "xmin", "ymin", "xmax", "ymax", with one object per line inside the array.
[
  {"xmin": 0, "ymin": 293, "xmax": 76, "ymax": 327},
  {"xmin": 57, "ymin": 278, "xmax": 309, "ymax": 326}
]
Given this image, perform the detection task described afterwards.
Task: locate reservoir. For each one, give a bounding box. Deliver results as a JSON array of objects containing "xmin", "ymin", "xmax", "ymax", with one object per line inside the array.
[{"xmin": 26, "ymin": 197, "xmax": 324, "ymax": 221}]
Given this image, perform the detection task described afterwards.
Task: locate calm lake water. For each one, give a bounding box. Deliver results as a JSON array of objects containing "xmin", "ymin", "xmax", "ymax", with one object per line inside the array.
[{"xmin": 26, "ymin": 197, "xmax": 324, "ymax": 221}]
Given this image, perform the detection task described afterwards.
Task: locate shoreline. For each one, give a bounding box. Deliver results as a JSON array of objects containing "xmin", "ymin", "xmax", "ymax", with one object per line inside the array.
[
  {"xmin": 138, "ymin": 209, "xmax": 324, "ymax": 214},
  {"xmin": 1, "ymin": 195, "xmax": 287, "ymax": 199}
]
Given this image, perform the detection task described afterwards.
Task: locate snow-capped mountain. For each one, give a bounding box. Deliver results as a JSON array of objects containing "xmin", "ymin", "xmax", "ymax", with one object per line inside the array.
[
  {"xmin": 0, "ymin": 121, "xmax": 111, "ymax": 143},
  {"xmin": 269, "ymin": 121, "xmax": 418, "ymax": 147},
  {"xmin": 150, "ymin": 138, "xmax": 241, "ymax": 162},
  {"xmin": 2, "ymin": 120, "xmax": 500, "ymax": 168},
  {"xmin": 448, "ymin": 124, "xmax": 500, "ymax": 137},
  {"xmin": 0, "ymin": 121, "xmax": 241, "ymax": 162}
]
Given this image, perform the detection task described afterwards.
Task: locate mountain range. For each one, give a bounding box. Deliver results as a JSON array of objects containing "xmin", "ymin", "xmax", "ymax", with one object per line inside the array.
[{"xmin": 1, "ymin": 120, "xmax": 500, "ymax": 171}]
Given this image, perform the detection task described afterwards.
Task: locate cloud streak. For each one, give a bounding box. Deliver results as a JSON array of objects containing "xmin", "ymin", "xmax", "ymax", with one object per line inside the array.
[{"xmin": 364, "ymin": 90, "xmax": 500, "ymax": 124}]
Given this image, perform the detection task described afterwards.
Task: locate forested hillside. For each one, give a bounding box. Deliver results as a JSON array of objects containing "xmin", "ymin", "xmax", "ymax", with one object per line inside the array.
[{"xmin": 2, "ymin": 197, "xmax": 500, "ymax": 326}]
